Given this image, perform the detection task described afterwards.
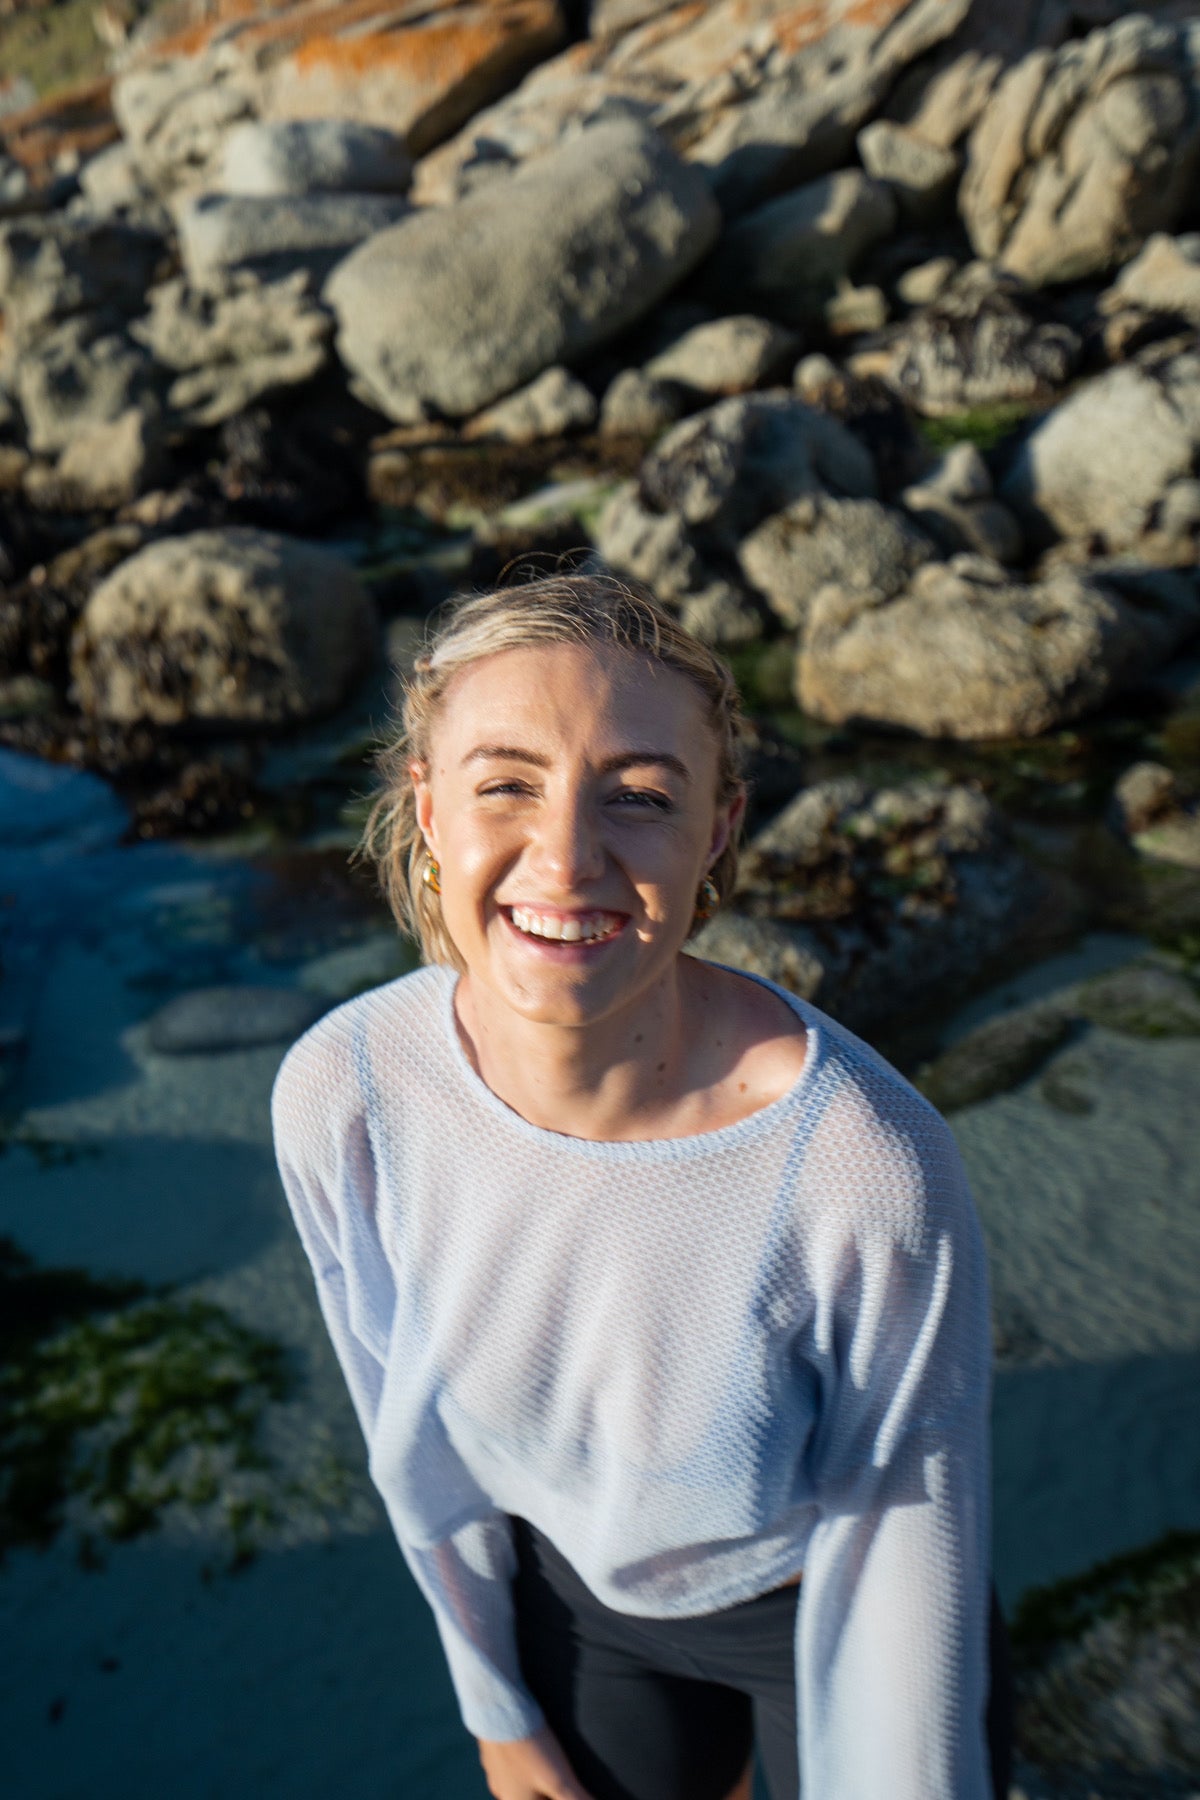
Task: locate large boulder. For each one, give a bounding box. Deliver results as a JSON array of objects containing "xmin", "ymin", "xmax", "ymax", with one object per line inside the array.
[
  {"xmin": 1004, "ymin": 349, "xmax": 1200, "ymax": 551},
  {"xmin": 960, "ymin": 15, "xmax": 1200, "ymax": 286},
  {"xmin": 711, "ymin": 169, "xmax": 897, "ymax": 325},
  {"xmin": 796, "ymin": 554, "xmax": 1200, "ymax": 740},
  {"xmin": 691, "ymin": 773, "xmax": 1036, "ymax": 1031},
  {"xmin": 738, "ymin": 496, "xmax": 934, "ymax": 631},
  {"xmin": 71, "ymin": 528, "xmax": 377, "ymax": 728},
  {"xmin": 216, "ymin": 120, "xmax": 413, "ymax": 197},
  {"xmin": 175, "ymin": 192, "xmax": 410, "ymax": 289},
  {"xmin": 324, "ymin": 120, "xmax": 720, "ymax": 423}
]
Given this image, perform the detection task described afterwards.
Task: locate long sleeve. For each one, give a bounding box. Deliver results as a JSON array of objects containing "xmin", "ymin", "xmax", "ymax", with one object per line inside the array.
[
  {"xmin": 794, "ymin": 1106, "xmax": 992, "ymax": 1800},
  {"xmin": 270, "ymin": 1039, "xmax": 545, "ymax": 1744}
]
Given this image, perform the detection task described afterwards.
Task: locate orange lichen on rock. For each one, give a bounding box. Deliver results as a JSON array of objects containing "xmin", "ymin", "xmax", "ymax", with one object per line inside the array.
[{"xmin": 0, "ymin": 76, "xmax": 117, "ymax": 174}]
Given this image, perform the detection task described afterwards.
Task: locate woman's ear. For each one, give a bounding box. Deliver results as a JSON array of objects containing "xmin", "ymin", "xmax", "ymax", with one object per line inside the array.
[
  {"xmin": 708, "ymin": 788, "xmax": 746, "ymax": 869},
  {"xmin": 410, "ymin": 761, "xmax": 438, "ymax": 857}
]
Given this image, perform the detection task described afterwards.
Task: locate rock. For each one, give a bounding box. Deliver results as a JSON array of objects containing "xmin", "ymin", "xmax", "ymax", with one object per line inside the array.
[
  {"xmin": 691, "ymin": 773, "xmax": 1034, "ymax": 1031},
  {"xmin": 1074, "ymin": 963, "xmax": 1200, "ymax": 1037},
  {"xmin": 894, "ymin": 255, "xmax": 958, "ymax": 308},
  {"xmin": 1004, "ymin": 349, "xmax": 1200, "ymax": 551},
  {"xmin": 297, "ymin": 933, "xmax": 417, "ymax": 1002},
  {"xmin": 1098, "ymin": 231, "xmax": 1200, "ymax": 349},
  {"xmin": 853, "ymin": 262, "xmax": 1080, "ymax": 418},
  {"xmin": 145, "ymin": 985, "xmax": 325, "ymax": 1054},
  {"xmin": 0, "ymin": 745, "xmax": 127, "ymax": 852},
  {"xmin": 823, "ymin": 281, "xmax": 888, "ymax": 337},
  {"xmin": 796, "ymin": 555, "xmax": 1200, "ymax": 740},
  {"xmin": 77, "ymin": 142, "xmax": 153, "ymax": 214},
  {"xmin": 597, "ymin": 368, "xmax": 686, "ymax": 437},
  {"xmin": 1111, "ymin": 760, "xmax": 1183, "ymax": 834},
  {"xmin": 711, "ymin": 168, "xmax": 897, "ymax": 325},
  {"xmin": 13, "ymin": 320, "xmax": 160, "ymax": 459},
  {"xmin": 591, "ymin": 482, "xmax": 713, "ymax": 602},
  {"xmin": 55, "ymin": 408, "xmax": 167, "ymax": 507},
  {"xmin": 901, "ymin": 450, "xmax": 1024, "ymax": 563},
  {"xmin": 961, "ymin": 16, "xmax": 1200, "ymax": 286},
  {"xmin": 915, "ymin": 1001, "xmax": 1075, "ymax": 1112},
  {"xmin": 325, "ymin": 120, "xmax": 720, "ymax": 424},
  {"xmin": 739, "ymin": 495, "xmax": 934, "ymax": 631},
  {"xmin": 644, "ymin": 316, "xmax": 800, "ymax": 396},
  {"xmin": 462, "ymin": 366, "xmax": 597, "ymax": 444},
  {"xmin": 259, "ymin": 0, "xmax": 566, "ymax": 159},
  {"xmin": 131, "ymin": 272, "xmax": 332, "ymax": 427},
  {"xmin": 175, "ymin": 192, "xmax": 411, "ymax": 289},
  {"xmin": 856, "ymin": 120, "xmax": 959, "ymax": 223},
  {"xmin": 0, "ymin": 153, "xmax": 33, "ymax": 219},
  {"xmin": 636, "ymin": 391, "xmax": 877, "ymax": 535},
  {"xmin": 112, "ymin": 48, "xmax": 259, "ymax": 197},
  {"xmin": 0, "ymin": 212, "xmax": 164, "ymax": 344},
  {"xmin": 674, "ymin": 582, "xmax": 765, "ymax": 649},
  {"xmin": 216, "ymin": 120, "xmax": 412, "ymax": 197},
  {"xmin": 71, "ymin": 528, "xmax": 377, "ymax": 727}
]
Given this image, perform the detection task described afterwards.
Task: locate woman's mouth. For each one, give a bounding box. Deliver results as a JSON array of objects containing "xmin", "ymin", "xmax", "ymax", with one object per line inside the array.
[{"xmin": 506, "ymin": 905, "xmax": 626, "ymax": 946}]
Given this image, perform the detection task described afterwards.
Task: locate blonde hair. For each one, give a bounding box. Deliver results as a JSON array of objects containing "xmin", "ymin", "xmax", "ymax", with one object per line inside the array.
[{"xmin": 361, "ymin": 572, "xmax": 748, "ymax": 967}]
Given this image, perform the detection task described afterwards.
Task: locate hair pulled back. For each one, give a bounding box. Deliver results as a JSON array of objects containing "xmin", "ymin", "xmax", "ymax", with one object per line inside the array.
[{"xmin": 360, "ymin": 572, "xmax": 748, "ymax": 968}]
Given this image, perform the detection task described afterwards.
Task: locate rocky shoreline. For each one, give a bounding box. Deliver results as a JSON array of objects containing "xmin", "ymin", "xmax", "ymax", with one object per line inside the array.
[{"xmin": 2, "ymin": 3, "xmax": 1200, "ymax": 1795}]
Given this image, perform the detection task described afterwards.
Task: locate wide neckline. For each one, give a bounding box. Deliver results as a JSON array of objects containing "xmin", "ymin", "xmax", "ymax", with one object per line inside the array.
[{"xmin": 433, "ymin": 960, "xmax": 825, "ymax": 1161}]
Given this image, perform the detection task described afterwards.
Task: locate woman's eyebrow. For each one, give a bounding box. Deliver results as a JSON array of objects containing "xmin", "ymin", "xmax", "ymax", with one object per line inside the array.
[{"xmin": 461, "ymin": 746, "xmax": 691, "ymax": 781}]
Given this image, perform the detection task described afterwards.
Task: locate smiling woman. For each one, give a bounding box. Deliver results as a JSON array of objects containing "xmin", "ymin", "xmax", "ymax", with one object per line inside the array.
[{"xmin": 271, "ymin": 573, "xmax": 1011, "ymax": 1800}]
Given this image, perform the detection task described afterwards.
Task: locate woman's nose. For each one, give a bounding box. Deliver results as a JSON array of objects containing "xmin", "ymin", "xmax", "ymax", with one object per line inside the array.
[{"xmin": 529, "ymin": 789, "xmax": 605, "ymax": 888}]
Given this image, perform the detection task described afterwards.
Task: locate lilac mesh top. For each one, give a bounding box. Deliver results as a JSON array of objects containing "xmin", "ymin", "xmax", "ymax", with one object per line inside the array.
[{"xmin": 271, "ymin": 963, "xmax": 992, "ymax": 1798}]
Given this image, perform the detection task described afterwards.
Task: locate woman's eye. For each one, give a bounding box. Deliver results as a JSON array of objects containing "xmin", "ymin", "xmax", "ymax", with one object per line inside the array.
[
  {"xmin": 478, "ymin": 781, "xmax": 534, "ymax": 798},
  {"xmin": 611, "ymin": 789, "xmax": 673, "ymax": 812}
]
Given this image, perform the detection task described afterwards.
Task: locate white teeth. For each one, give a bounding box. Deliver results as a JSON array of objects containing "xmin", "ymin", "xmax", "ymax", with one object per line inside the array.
[{"xmin": 510, "ymin": 907, "xmax": 621, "ymax": 943}]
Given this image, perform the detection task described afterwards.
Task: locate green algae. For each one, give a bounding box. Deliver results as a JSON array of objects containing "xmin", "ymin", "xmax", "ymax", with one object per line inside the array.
[
  {"xmin": 0, "ymin": 1236, "xmax": 293, "ymax": 1563},
  {"xmin": 915, "ymin": 402, "xmax": 1038, "ymax": 453},
  {"xmin": 1011, "ymin": 1530, "xmax": 1200, "ymax": 1673}
]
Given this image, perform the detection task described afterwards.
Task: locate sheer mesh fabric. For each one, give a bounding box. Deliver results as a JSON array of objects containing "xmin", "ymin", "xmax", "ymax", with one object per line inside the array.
[{"xmin": 271, "ymin": 963, "xmax": 992, "ymax": 1797}]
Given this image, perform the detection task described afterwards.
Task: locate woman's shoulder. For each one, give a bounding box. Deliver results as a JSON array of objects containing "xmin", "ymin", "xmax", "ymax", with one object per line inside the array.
[{"xmin": 271, "ymin": 962, "xmax": 452, "ymax": 1135}]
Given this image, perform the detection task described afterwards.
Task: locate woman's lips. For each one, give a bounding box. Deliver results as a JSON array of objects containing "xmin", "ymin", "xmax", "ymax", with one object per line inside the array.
[{"xmin": 503, "ymin": 905, "xmax": 627, "ymax": 947}]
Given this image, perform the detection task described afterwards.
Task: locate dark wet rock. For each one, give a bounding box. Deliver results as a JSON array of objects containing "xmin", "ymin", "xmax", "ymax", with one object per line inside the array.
[
  {"xmin": 850, "ymin": 263, "xmax": 1081, "ymax": 419},
  {"xmin": 643, "ymin": 316, "xmax": 800, "ymax": 396},
  {"xmin": 1074, "ymin": 963, "xmax": 1200, "ymax": 1037},
  {"xmin": 692, "ymin": 774, "xmax": 1037, "ymax": 1031},
  {"xmin": 961, "ymin": 15, "xmax": 1200, "ymax": 287},
  {"xmin": 217, "ymin": 119, "xmax": 413, "ymax": 198},
  {"xmin": 206, "ymin": 403, "xmax": 363, "ymax": 533},
  {"xmin": 738, "ymin": 495, "xmax": 934, "ymax": 631},
  {"xmin": 711, "ymin": 169, "xmax": 897, "ymax": 327},
  {"xmin": 70, "ymin": 527, "xmax": 377, "ymax": 728},
  {"xmin": 1004, "ymin": 346, "xmax": 1200, "ymax": 554},
  {"xmin": 915, "ymin": 1002, "xmax": 1075, "ymax": 1112},
  {"xmin": 131, "ymin": 272, "xmax": 333, "ymax": 429},
  {"xmin": 462, "ymin": 367, "xmax": 598, "ymax": 445},
  {"xmin": 127, "ymin": 751, "xmax": 262, "ymax": 842},
  {"xmin": 796, "ymin": 555, "xmax": 1200, "ymax": 741},
  {"xmin": 326, "ymin": 120, "xmax": 719, "ymax": 423},
  {"xmin": 0, "ymin": 524, "xmax": 147, "ymax": 687}
]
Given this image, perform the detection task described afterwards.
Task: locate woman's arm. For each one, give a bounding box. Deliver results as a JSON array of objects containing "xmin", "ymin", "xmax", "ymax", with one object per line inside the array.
[
  {"xmin": 795, "ymin": 1108, "xmax": 992, "ymax": 1799},
  {"xmin": 270, "ymin": 1034, "xmax": 549, "ymax": 1749}
]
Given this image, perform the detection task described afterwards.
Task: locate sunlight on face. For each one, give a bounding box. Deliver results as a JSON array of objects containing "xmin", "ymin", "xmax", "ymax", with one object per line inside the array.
[{"xmin": 412, "ymin": 640, "xmax": 736, "ymax": 1030}]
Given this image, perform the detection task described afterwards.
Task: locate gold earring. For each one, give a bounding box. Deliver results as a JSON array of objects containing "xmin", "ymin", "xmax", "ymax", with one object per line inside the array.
[
  {"xmin": 422, "ymin": 857, "xmax": 441, "ymax": 895},
  {"xmin": 694, "ymin": 875, "xmax": 720, "ymax": 923}
]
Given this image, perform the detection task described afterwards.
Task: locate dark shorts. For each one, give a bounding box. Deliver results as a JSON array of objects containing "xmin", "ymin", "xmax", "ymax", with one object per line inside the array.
[{"xmin": 511, "ymin": 1516, "xmax": 1014, "ymax": 1800}]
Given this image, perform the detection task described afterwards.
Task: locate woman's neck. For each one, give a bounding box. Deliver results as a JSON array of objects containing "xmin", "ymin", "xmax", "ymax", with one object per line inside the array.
[
  {"xmin": 453, "ymin": 960, "xmax": 713, "ymax": 1141},
  {"xmin": 451, "ymin": 958, "xmax": 808, "ymax": 1143}
]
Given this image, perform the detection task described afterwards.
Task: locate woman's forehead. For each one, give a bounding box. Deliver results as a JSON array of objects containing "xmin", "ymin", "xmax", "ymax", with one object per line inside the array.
[{"xmin": 435, "ymin": 640, "xmax": 709, "ymax": 743}]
